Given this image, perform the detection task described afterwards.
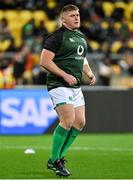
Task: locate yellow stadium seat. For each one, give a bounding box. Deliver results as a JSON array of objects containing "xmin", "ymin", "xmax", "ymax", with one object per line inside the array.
[
  {"xmin": 15, "ymin": 37, "xmax": 22, "ymax": 48},
  {"xmin": 127, "ymin": 41, "xmax": 133, "ymax": 49},
  {"xmin": 7, "ymin": 21, "xmax": 22, "ymax": 47},
  {"xmin": 0, "ymin": 40, "xmax": 11, "ymax": 52},
  {"xmin": 5, "ymin": 10, "xmax": 18, "ymax": 21},
  {"xmin": 19, "ymin": 10, "xmax": 33, "ymax": 22},
  {"xmin": 115, "ymin": 2, "xmax": 126, "ymax": 9},
  {"xmin": 101, "ymin": 21, "xmax": 109, "ymax": 29},
  {"xmin": 0, "ymin": 10, "xmax": 4, "ymax": 20},
  {"xmin": 102, "ymin": 2, "xmax": 114, "ymax": 17},
  {"xmin": 111, "ymin": 41, "xmax": 122, "ymax": 53},
  {"xmin": 114, "ymin": 22, "xmax": 122, "ymax": 30},
  {"xmin": 128, "ymin": 22, "xmax": 133, "ymax": 31},
  {"xmin": 9, "ymin": 21, "xmax": 23, "ymax": 31},
  {"xmin": 47, "ymin": 0, "xmax": 57, "ymax": 9},
  {"xmin": 125, "ymin": 2, "xmax": 133, "ymax": 20},
  {"xmin": 111, "ymin": 64, "xmax": 122, "ymax": 76},
  {"xmin": 33, "ymin": 11, "xmax": 48, "ymax": 23},
  {"xmin": 89, "ymin": 41, "xmax": 100, "ymax": 50},
  {"xmin": 45, "ymin": 20, "xmax": 57, "ymax": 32}
]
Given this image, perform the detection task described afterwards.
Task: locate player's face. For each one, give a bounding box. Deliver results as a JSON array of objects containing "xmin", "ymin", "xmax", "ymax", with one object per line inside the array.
[{"xmin": 62, "ymin": 10, "xmax": 80, "ymax": 30}]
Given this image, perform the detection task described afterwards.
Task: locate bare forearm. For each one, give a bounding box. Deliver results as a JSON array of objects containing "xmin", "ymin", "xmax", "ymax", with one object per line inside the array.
[
  {"xmin": 83, "ymin": 64, "xmax": 96, "ymax": 85},
  {"xmin": 83, "ymin": 64, "xmax": 93, "ymax": 76}
]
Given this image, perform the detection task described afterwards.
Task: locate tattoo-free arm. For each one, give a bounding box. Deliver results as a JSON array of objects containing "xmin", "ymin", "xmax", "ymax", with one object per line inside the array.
[
  {"xmin": 83, "ymin": 57, "xmax": 96, "ymax": 85},
  {"xmin": 40, "ymin": 49, "xmax": 77, "ymax": 86}
]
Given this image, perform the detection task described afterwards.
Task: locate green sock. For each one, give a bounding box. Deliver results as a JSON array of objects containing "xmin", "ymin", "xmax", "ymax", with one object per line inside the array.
[
  {"xmin": 50, "ymin": 125, "xmax": 69, "ymax": 163},
  {"xmin": 60, "ymin": 127, "xmax": 80, "ymax": 159}
]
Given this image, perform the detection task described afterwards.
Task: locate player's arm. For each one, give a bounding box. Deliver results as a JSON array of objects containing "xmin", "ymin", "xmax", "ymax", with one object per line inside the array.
[
  {"xmin": 40, "ymin": 30, "xmax": 77, "ymax": 85},
  {"xmin": 83, "ymin": 57, "xmax": 96, "ymax": 85},
  {"xmin": 40, "ymin": 49, "xmax": 77, "ymax": 86}
]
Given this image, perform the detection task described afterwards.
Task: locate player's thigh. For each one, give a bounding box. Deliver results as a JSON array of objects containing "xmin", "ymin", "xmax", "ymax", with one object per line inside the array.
[
  {"xmin": 56, "ymin": 104, "xmax": 75, "ymax": 129},
  {"xmin": 73, "ymin": 105, "xmax": 86, "ymax": 129}
]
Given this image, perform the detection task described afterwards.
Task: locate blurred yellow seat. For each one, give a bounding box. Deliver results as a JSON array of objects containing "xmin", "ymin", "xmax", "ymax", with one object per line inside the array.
[
  {"xmin": 5, "ymin": 10, "xmax": 18, "ymax": 21},
  {"xmin": 125, "ymin": 2, "xmax": 133, "ymax": 20},
  {"xmin": 7, "ymin": 21, "xmax": 22, "ymax": 47},
  {"xmin": 114, "ymin": 22, "xmax": 122, "ymax": 30},
  {"xmin": 33, "ymin": 11, "xmax": 48, "ymax": 24},
  {"xmin": 9, "ymin": 21, "xmax": 23, "ymax": 31},
  {"xmin": 111, "ymin": 41, "xmax": 122, "ymax": 53},
  {"xmin": 15, "ymin": 36, "xmax": 22, "ymax": 48},
  {"xmin": 128, "ymin": 22, "xmax": 133, "ymax": 31},
  {"xmin": 0, "ymin": 10, "xmax": 4, "ymax": 20},
  {"xmin": 47, "ymin": 0, "xmax": 57, "ymax": 9},
  {"xmin": 102, "ymin": 2, "xmax": 114, "ymax": 17},
  {"xmin": 0, "ymin": 40, "xmax": 11, "ymax": 52},
  {"xmin": 111, "ymin": 64, "xmax": 122, "ymax": 75},
  {"xmin": 19, "ymin": 10, "xmax": 33, "ymax": 22},
  {"xmin": 101, "ymin": 21, "xmax": 109, "ymax": 29},
  {"xmin": 89, "ymin": 41, "xmax": 100, "ymax": 50},
  {"xmin": 45, "ymin": 20, "xmax": 57, "ymax": 32},
  {"xmin": 127, "ymin": 40, "xmax": 133, "ymax": 49},
  {"xmin": 115, "ymin": 2, "xmax": 126, "ymax": 9}
]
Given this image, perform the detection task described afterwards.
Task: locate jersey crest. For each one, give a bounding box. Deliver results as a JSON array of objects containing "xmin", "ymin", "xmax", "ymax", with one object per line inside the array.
[{"xmin": 69, "ymin": 38, "xmax": 75, "ymax": 42}]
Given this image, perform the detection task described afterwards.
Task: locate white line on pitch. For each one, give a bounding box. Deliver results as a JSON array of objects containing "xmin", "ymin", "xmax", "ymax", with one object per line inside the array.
[{"xmin": 1, "ymin": 146, "xmax": 133, "ymax": 152}]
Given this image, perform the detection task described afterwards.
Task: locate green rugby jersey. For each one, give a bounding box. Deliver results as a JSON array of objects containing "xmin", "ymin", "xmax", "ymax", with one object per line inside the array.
[{"xmin": 43, "ymin": 26, "xmax": 88, "ymax": 91}]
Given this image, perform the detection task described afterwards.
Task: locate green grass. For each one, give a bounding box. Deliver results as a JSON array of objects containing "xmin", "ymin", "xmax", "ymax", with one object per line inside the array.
[{"xmin": 1, "ymin": 134, "xmax": 133, "ymax": 179}]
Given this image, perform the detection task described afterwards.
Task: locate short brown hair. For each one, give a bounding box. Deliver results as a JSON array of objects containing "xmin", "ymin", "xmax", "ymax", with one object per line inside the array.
[{"xmin": 61, "ymin": 4, "xmax": 79, "ymax": 14}]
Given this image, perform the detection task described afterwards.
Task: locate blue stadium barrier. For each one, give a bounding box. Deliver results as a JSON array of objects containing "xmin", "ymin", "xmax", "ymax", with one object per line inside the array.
[{"xmin": 0, "ymin": 89, "xmax": 57, "ymax": 135}]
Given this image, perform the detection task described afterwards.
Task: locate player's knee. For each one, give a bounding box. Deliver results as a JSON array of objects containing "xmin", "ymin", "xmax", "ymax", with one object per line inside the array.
[
  {"xmin": 60, "ymin": 118, "xmax": 74, "ymax": 129},
  {"xmin": 76, "ymin": 118, "xmax": 86, "ymax": 129},
  {"xmin": 79, "ymin": 119, "xmax": 86, "ymax": 129}
]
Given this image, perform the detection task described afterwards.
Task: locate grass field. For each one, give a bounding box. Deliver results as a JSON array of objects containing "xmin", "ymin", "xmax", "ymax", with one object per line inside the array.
[{"xmin": 1, "ymin": 134, "xmax": 133, "ymax": 179}]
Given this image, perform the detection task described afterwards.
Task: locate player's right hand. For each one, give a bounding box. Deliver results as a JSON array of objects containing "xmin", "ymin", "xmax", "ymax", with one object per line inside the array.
[{"xmin": 63, "ymin": 73, "xmax": 77, "ymax": 86}]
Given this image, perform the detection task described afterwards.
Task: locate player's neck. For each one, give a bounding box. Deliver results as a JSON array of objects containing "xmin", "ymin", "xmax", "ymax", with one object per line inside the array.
[{"xmin": 63, "ymin": 24, "xmax": 78, "ymax": 31}]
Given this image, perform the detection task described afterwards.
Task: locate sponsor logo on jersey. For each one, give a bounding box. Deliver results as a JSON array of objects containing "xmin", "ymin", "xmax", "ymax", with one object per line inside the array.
[
  {"xmin": 69, "ymin": 38, "xmax": 75, "ymax": 42},
  {"xmin": 77, "ymin": 45, "xmax": 84, "ymax": 55}
]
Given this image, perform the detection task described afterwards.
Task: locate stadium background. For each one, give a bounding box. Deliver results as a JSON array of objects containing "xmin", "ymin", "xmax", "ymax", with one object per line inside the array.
[
  {"xmin": 1, "ymin": 0, "xmax": 133, "ymax": 134},
  {"xmin": 1, "ymin": 0, "xmax": 133, "ymax": 179}
]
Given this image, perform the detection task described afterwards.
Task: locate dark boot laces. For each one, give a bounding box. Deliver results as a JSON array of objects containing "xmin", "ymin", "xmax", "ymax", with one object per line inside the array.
[{"xmin": 55, "ymin": 159, "xmax": 64, "ymax": 170}]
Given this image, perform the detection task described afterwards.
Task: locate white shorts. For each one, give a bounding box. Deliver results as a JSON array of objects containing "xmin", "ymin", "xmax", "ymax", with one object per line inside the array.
[{"xmin": 49, "ymin": 87, "xmax": 85, "ymax": 108}]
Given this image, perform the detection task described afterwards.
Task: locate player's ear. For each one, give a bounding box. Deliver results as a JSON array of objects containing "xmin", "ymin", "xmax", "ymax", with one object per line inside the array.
[{"xmin": 61, "ymin": 15, "xmax": 66, "ymax": 23}]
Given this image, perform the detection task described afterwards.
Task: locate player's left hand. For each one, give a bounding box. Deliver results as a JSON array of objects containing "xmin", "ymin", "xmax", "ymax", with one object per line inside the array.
[{"xmin": 87, "ymin": 72, "xmax": 96, "ymax": 86}]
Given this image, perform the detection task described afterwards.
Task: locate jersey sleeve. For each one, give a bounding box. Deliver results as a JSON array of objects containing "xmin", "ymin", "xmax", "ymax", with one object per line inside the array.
[
  {"xmin": 84, "ymin": 57, "xmax": 89, "ymax": 65},
  {"xmin": 43, "ymin": 28, "xmax": 63, "ymax": 54}
]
